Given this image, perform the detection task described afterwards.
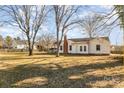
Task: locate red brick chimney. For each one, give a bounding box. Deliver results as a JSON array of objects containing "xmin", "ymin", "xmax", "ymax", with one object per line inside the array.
[{"xmin": 63, "ymin": 35, "xmax": 68, "ymax": 53}]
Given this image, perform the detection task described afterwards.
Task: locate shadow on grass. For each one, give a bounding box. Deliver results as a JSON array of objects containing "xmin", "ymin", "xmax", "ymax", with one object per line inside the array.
[
  {"xmin": 0, "ymin": 58, "xmax": 123, "ymax": 88},
  {"xmin": 112, "ymin": 56, "xmax": 123, "ymax": 63},
  {"xmin": 0, "ymin": 56, "xmax": 55, "ymax": 61},
  {"xmin": 34, "ymin": 52, "xmax": 110, "ymax": 56}
]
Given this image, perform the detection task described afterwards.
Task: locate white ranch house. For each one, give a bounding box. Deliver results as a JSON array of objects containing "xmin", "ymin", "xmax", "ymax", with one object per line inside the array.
[{"xmin": 59, "ymin": 36, "xmax": 110, "ymax": 54}]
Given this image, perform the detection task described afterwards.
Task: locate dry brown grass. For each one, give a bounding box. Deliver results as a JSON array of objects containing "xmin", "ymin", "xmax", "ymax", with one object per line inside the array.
[{"xmin": 0, "ymin": 52, "xmax": 123, "ymax": 88}]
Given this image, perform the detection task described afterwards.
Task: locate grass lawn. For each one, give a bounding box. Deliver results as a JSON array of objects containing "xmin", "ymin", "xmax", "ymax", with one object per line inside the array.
[{"xmin": 0, "ymin": 52, "xmax": 123, "ymax": 88}]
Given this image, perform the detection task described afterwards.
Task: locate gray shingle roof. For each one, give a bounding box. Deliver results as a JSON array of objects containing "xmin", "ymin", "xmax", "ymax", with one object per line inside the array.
[{"xmin": 68, "ymin": 37, "xmax": 109, "ymax": 42}]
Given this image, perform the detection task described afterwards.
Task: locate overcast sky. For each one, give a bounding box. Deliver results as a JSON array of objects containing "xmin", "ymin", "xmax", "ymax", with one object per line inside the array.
[{"xmin": 0, "ymin": 5, "xmax": 123, "ymax": 45}]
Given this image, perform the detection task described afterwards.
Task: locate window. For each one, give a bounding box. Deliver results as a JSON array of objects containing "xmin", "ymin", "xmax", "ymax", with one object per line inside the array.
[
  {"xmin": 69, "ymin": 45, "xmax": 72, "ymax": 51},
  {"xmin": 60, "ymin": 46, "xmax": 62, "ymax": 50},
  {"xmin": 96, "ymin": 44, "xmax": 100, "ymax": 51},
  {"xmin": 84, "ymin": 46, "xmax": 86, "ymax": 51},
  {"xmin": 80, "ymin": 46, "xmax": 82, "ymax": 51}
]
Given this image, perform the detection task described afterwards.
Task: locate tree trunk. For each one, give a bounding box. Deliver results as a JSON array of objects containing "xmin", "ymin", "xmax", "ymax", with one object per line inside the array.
[
  {"xmin": 122, "ymin": 29, "xmax": 124, "ymax": 64},
  {"xmin": 27, "ymin": 35, "xmax": 33, "ymax": 56},
  {"xmin": 56, "ymin": 49, "xmax": 59, "ymax": 57},
  {"xmin": 56, "ymin": 30, "xmax": 60, "ymax": 57},
  {"xmin": 29, "ymin": 41, "xmax": 35, "ymax": 56},
  {"xmin": 29, "ymin": 47, "xmax": 33, "ymax": 56}
]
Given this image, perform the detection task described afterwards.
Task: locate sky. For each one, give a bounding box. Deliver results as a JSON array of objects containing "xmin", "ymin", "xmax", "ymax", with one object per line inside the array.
[{"xmin": 0, "ymin": 5, "xmax": 123, "ymax": 45}]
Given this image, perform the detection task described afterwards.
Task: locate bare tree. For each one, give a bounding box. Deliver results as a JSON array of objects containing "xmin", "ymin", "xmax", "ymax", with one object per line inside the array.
[
  {"xmin": 1, "ymin": 5, "xmax": 49, "ymax": 56},
  {"xmin": 78, "ymin": 13, "xmax": 113, "ymax": 38},
  {"xmin": 37, "ymin": 32, "xmax": 56, "ymax": 51},
  {"xmin": 78, "ymin": 13, "xmax": 113, "ymax": 53},
  {"xmin": 53, "ymin": 5, "xmax": 81, "ymax": 57}
]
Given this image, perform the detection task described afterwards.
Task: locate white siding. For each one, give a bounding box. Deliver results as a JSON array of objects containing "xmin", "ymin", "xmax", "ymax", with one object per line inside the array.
[
  {"xmin": 17, "ymin": 45, "xmax": 26, "ymax": 49},
  {"xmin": 68, "ymin": 40, "xmax": 88, "ymax": 54},
  {"xmin": 89, "ymin": 38, "xmax": 110, "ymax": 54},
  {"xmin": 59, "ymin": 38, "xmax": 110, "ymax": 54},
  {"xmin": 33, "ymin": 45, "xmax": 37, "ymax": 50}
]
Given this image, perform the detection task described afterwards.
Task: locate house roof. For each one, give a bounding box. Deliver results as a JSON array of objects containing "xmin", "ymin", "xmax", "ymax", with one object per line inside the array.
[
  {"xmin": 68, "ymin": 38, "xmax": 90, "ymax": 42},
  {"xmin": 53, "ymin": 37, "xmax": 109, "ymax": 44},
  {"xmin": 68, "ymin": 37, "xmax": 109, "ymax": 42}
]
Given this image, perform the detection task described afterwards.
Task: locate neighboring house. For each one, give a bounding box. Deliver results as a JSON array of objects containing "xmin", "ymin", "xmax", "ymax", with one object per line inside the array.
[
  {"xmin": 0, "ymin": 36, "xmax": 38, "ymax": 50},
  {"xmin": 11, "ymin": 39, "xmax": 28, "ymax": 50},
  {"xmin": 16, "ymin": 40, "xmax": 28, "ymax": 50},
  {"xmin": 14, "ymin": 40, "xmax": 37, "ymax": 50},
  {"xmin": 0, "ymin": 38, "xmax": 28, "ymax": 49},
  {"xmin": 59, "ymin": 36, "xmax": 110, "ymax": 54}
]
